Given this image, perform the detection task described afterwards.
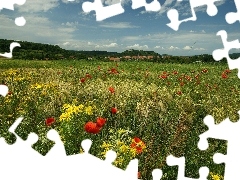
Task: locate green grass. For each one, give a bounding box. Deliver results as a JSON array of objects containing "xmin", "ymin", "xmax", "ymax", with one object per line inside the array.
[{"xmin": 0, "ymin": 59, "xmax": 237, "ymax": 180}]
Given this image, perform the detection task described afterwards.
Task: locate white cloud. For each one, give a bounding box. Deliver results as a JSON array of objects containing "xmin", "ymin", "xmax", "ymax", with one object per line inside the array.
[
  {"xmin": 95, "ymin": 43, "xmax": 118, "ymax": 48},
  {"xmin": 126, "ymin": 44, "xmax": 149, "ymax": 49},
  {"xmin": 183, "ymin": 46, "xmax": 192, "ymax": 50},
  {"xmin": 169, "ymin": 46, "xmax": 179, "ymax": 50},
  {"xmin": 102, "ymin": 0, "xmax": 131, "ymax": 5},
  {"xmin": 194, "ymin": 48, "xmax": 205, "ymax": 51},
  {"xmin": 17, "ymin": 0, "xmax": 59, "ymax": 13},
  {"xmin": 154, "ymin": 46, "xmax": 164, "ymax": 49},
  {"xmin": 98, "ymin": 22, "xmax": 139, "ymax": 29}
]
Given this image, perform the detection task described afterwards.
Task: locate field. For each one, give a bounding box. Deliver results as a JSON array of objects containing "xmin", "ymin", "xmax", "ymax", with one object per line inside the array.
[{"xmin": 1, "ymin": 59, "xmax": 239, "ymax": 179}]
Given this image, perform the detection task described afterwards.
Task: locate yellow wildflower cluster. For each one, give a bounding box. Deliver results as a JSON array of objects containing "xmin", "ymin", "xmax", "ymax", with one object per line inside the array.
[
  {"xmin": 210, "ymin": 172, "xmax": 224, "ymax": 180},
  {"xmin": 59, "ymin": 103, "xmax": 95, "ymax": 121},
  {"xmin": 99, "ymin": 128, "xmax": 142, "ymax": 168}
]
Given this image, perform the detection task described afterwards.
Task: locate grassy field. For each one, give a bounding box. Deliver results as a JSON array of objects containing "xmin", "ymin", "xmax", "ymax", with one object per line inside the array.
[{"xmin": 1, "ymin": 59, "xmax": 239, "ymax": 179}]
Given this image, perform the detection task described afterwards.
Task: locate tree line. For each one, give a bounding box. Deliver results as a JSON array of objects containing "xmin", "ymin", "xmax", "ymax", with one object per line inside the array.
[{"xmin": 0, "ymin": 39, "xmax": 230, "ymax": 64}]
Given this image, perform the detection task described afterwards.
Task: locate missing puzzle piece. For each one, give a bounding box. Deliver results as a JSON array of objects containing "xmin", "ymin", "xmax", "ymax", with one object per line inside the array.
[
  {"xmin": 225, "ymin": 0, "xmax": 240, "ymax": 24},
  {"xmin": 82, "ymin": 0, "xmax": 124, "ymax": 21},
  {"xmin": 0, "ymin": 0, "xmax": 26, "ymax": 11},
  {"xmin": 198, "ymin": 112, "xmax": 240, "ymax": 180},
  {"xmin": 166, "ymin": 155, "xmax": 209, "ymax": 180},
  {"xmin": 212, "ymin": 30, "xmax": 240, "ymax": 78},
  {"xmin": 167, "ymin": 0, "xmax": 220, "ymax": 31}
]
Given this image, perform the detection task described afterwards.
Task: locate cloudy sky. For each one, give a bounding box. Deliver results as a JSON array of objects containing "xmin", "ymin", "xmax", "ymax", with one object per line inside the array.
[{"xmin": 0, "ymin": 0, "xmax": 239, "ymax": 55}]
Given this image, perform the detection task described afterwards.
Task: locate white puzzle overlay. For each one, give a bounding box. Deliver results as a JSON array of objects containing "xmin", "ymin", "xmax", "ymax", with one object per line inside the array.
[{"xmin": 1, "ymin": 0, "xmax": 240, "ymax": 179}]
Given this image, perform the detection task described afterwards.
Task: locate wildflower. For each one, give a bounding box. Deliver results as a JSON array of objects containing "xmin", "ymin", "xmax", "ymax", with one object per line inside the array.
[
  {"xmin": 85, "ymin": 73, "xmax": 92, "ymax": 79},
  {"xmin": 45, "ymin": 117, "xmax": 55, "ymax": 126},
  {"xmin": 202, "ymin": 69, "xmax": 208, "ymax": 73},
  {"xmin": 160, "ymin": 74, "xmax": 167, "ymax": 79},
  {"xmin": 85, "ymin": 106, "xmax": 93, "ymax": 115},
  {"xmin": 221, "ymin": 73, "xmax": 228, "ymax": 79},
  {"xmin": 138, "ymin": 172, "xmax": 141, "ymax": 178},
  {"xmin": 96, "ymin": 117, "xmax": 107, "ymax": 127},
  {"xmin": 180, "ymin": 82, "xmax": 184, "ymax": 86},
  {"xmin": 130, "ymin": 137, "xmax": 146, "ymax": 154},
  {"xmin": 80, "ymin": 78, "xmax": 85, "ymax": 83},
  {"xmin": 176, "ymin": 91, "xmax": 182, "ymax": 95},
  {"xmin": 84, "ymin": 121, "xmax": 101, "ymax": 134},
  {"xmin": 111, "ymin": 107, "xmax": 117, "ymax": 114},
  {"xmin": 109, "ymin": 87, "xmax": 115, "ymax": 94},
  {"xmin": 110, "ymin": 68, "xmax": 118, "ymax": 74},
  {"xmin": 173, "ymin": 70, "xmax": 178, "ymax": 75},
  {"xmin": 185, "ymin": 75, "xmax": 191, "ymax": 81},
  {"xmin": 225, "ymin": 69, "xmax": 231, "ymax": 74}
]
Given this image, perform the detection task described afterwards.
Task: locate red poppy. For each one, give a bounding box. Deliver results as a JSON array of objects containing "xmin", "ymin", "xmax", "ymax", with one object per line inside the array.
[
  {"xmin": 202, "ymin": 69, "xmax": 208, "ymax": 73},
  {"xmin": 84, "ymin": 121, "xmax": 101, "ymax": 134},
  {"xmin": 185, "ymin": 75, "xmax": 191, "ymax": 81},
  {"xmin": 111, "ymin": 107, "xmax": 117, "ymax": 114},
  {"xmin": 109, "ymin": 87, "xmax": 115, "ymax": 94},
  {"xmin": 173, "ymin": 70, "xmax": 178, "ymax": 75},
  {"xmin": 176, "ymin": 91, "xmax": 182, "ymax": 95},
  {"xmin": 80, "ymin": 78, "xmax": 85, "ymax": 83},
  {"xmin": 45, "ymin": 117, "xmax": 55, "ymax": 126},
  {"xmin": 85, "ymin": 73, "xmax": 92, "ymax": 79},
  {"xmin": 160, "ymin": 74, "xmax": 167, "ymax": 79},
  {"xmin": 225, "ymin": 69, "xmax": 231, "ymax": 74},
  {"xmin": 110, "ymin": 68, "xmax": 118, "ymax": 74},
  {"xmin": 222, "ymin": 73, "xmax": 228, "ymax": 79},
  {"xmin": 96, "ymin": 117, "xmax": 106, "ymax": 127},
  {"xmin": 180, "ymin": 82, "xmax": 184, "ymax": 86},
  {"xmin": 138, "ymin": 172, "xmax": 141, "ymax": 178},
  {"xmin": 130, "ymin": 137, "xmax": 145, "ymax": 154}
]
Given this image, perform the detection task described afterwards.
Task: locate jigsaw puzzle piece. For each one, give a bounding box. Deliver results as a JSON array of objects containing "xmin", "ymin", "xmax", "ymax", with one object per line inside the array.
[
  {"xmin": 167, "ymin": 0, "xmax": 220, "ymax": 31},
  {"xmin": 14, "ymin": 117, "xmax": 56, "ymax": 155},
  {"xmin": 131, "ymin": 0, "xmax": 161, "ymax": 12},
  {"xmin": 0, "ymin": 42, "xmax": 21, "ymax": 58},
  {"xmin": 198, "ymin": 112, "xmax": 240, "ymax": 180},
  {"xmin": 225, "ymin": 0, "xmax": 240, "ymax": 24},
  {"xmin": 82, "ymin": 0, "xmax": 124, "ymax": 21},
  {"xmin": 166, "ymin": 155, "xmax": 209, "ymax": 179},
  {"xmin": 64, "ymin": 139, "xmax": 140, "ymax": 180},
  {"xmin": 0, "ymin": 0, "xmax": 26, "ymax": 26},
  {"xmin": 212, "ymin": 30, "xmax": 240, "ymax": 78},
  {"xmin": 0, "ymin": 0, "xmax": 26, "ymax": 11}
]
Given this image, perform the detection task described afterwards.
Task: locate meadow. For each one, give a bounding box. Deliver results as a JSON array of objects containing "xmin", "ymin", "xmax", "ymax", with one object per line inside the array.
[{"xmin": 0, "ymin": 59, "xmax": 239, "ymax": 179}]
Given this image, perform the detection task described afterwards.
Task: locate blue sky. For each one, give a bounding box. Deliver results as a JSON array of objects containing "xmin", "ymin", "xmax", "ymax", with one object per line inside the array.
[{"xmin": 0, "ymin": 0, "xmax": 239, "ymax": 56}]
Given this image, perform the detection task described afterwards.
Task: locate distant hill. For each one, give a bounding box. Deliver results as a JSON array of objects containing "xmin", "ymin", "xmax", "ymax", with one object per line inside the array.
[{"xmin": 0, "ymin": 39, "xmax": 229, "ymax": 64}]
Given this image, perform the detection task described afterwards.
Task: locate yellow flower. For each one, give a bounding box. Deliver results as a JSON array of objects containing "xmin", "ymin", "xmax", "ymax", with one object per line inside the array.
[
  {"xmin": 210, "ymin": 172, "xmax": 223, "ymax": 180},
  {"xmin": 119, "ymin": 145, "xmax": 129, "ymax": 153},
  {"xmin": 85, "ymin": 106, "xmax": 93, "ymax": 115}
]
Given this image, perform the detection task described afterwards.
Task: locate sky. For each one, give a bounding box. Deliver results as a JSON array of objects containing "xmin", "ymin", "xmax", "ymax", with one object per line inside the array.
[{"xmin": 0, "ymin": 0, "xmax": 239, "ymax": 56}]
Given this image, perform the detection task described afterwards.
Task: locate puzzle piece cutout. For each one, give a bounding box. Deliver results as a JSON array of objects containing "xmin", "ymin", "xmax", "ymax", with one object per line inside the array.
[
  {"xmin": 82, "ymin": 0, "xmax": 125, "ymax": 21},
  {"xmin": 166, "ymin": 155, "xmax": 209, "ymax": 180},
  {"xmin": 225, "ymin": 0, "xmax": 240, "ymax": 24},
  {"xmin": 167, "ymin": 0, "xmax": 221, "ymax": 31},
  {"xmin": 81, "ymin": 0, "xmax": 162, "ymax": 21},
  {"xmin": 131, "ymin": 0, "xmax": 161, "ymax": 12},
  {"xmin": 0, "ymin": 116, "xmax": 143, "ymax": 180},
  {"xmin": 198, "ymin": 111, "xmax": 240, "ymax": 180},
  {"xmin": 0, "ymin": 42, "xmax": 21, "ymax": 58},
  {"xmin": 212, "ymin": 30, "xmax": 240, "ymax": 78},
  {"xmin": 0, "ymin": 0, "xmax": 26, "ymax": 26}
]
